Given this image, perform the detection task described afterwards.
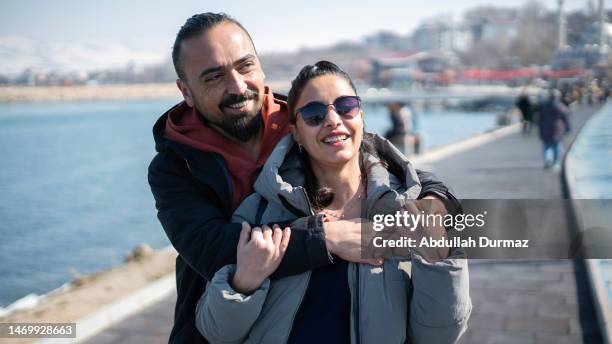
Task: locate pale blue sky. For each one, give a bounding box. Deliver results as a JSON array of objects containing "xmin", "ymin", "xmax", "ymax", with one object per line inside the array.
[
  {"xmin": 0, "ymin": 0, "xmax": 597, "ymax": 73},
  {"xmin": 1, "ymin": 0, "xmax": 592, "ymax": 51}
]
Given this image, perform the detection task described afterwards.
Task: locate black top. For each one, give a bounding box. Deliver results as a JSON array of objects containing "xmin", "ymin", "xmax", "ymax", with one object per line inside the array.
[{"xmin": 288, "ymin": 258, "xmax": 351, "ymax": 344}]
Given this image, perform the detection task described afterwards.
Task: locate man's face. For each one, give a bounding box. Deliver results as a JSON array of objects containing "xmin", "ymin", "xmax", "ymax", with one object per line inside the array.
[{"xmin": 176, "ymin": 22, "xmax": 266, "ymax": 141}]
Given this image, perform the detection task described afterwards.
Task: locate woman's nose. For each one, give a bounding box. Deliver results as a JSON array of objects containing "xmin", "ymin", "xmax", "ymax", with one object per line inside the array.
[{"xmin": 323, "ymin": 106, "xmax": 342, "ymax": 127}]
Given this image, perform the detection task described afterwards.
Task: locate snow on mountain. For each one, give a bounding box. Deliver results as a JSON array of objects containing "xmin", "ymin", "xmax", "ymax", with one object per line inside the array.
[{"xmin": 0, "ymin": 35, "xmax": 169, "ymax": 76}]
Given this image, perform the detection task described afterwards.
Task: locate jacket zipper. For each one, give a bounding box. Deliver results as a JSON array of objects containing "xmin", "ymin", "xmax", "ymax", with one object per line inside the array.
[
  {"xmin": 297, "ymin": 187, "xmax": 315, "ymax": 216},
  {"xmin": 183, "ymin": 158, "xmax": 192, "ymax": 173}
]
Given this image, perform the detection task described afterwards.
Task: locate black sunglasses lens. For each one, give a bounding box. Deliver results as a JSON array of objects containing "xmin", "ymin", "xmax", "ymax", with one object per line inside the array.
[
  {"xmin": 298, "ymin": 96, "xmax": 360, "ymax": 126},
  {"xmin": 299, "ymin": 103, "xmax": 327, "ymax": 126},
  {"xmin": 334, "ymin": 97, "xmax": 360, "ymax": 116}
]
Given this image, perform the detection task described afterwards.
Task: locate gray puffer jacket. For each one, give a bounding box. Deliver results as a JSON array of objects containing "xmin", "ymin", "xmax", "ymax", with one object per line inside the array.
[{"xmin": 195, "ymin": 134, "xmax": 471, "ymax": 344}]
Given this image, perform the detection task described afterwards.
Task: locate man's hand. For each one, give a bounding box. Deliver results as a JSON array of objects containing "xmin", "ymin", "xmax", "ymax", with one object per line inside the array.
[
  {"xmin": 419, "ymin": 194, "xmax": 449, "ymax": 216},
  {"xmin": 413, "ymin": 195, "xmax": 450, "ymax": 261},
  {"xmin": 232, "ymin": 223, "xmax": 291, "ymax": 294},
  {"xmin": 324, "ymin": 219, "xmax": 383, "ymax": 266}
]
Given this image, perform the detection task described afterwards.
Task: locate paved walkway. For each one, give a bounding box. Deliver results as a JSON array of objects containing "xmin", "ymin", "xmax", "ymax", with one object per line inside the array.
[
  {"xmin": 416, "ymin": 104, "xmax": 602, "ymax": 343},
  {"xmin": 87, "ymin": 104, "xmax": 603, "ymax": 344}
]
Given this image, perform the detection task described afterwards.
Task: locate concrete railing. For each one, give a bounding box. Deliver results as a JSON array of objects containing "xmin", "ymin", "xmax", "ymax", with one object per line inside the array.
[{"xmin": 563, "ymin": 102, "xmax": 612, "ymax": 344}]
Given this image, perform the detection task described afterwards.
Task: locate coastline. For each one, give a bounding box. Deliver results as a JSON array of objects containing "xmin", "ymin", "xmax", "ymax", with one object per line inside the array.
[
  {"xmin": 0, "ymin": 81, "xmax": 292, "ymax": 103},
  {"xmin": 0, "ymin": 246, "xmax": 176, "ymax": 344},
  {"xmin": 0, "ymin": 83, "xmax": 182, "ymax": 103}
]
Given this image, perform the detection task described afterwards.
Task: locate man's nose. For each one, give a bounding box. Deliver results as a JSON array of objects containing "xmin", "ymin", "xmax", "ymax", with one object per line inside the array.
[{"xmin": 227, "ymin": 70, "xmax": 248, "ymax": 94}]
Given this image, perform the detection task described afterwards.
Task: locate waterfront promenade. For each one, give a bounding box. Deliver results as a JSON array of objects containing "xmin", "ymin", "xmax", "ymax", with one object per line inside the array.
[
  {"xmin": 86, "ymin": 104, "xmax": 603, "ymax": 344},
  {"xmin": 415, "ymin": 103, "xmax": 603, "ymax": 343}
]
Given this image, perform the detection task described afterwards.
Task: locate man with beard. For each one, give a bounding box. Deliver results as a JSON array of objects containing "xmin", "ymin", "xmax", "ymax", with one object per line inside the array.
[{"xmin": 148, "ymin": 12, "xmax": 458, "ymax": 343}]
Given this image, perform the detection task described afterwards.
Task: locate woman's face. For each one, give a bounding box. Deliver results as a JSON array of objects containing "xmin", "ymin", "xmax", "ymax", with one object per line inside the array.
[{"xmin": 291, "ymin": 74, "xmax": 364, "ymax": 168}]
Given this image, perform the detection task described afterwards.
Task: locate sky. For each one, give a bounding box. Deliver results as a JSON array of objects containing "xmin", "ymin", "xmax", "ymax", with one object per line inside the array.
[{"xmin": 0, "ymin": 0, "xmax": 598, "ymax": 74}]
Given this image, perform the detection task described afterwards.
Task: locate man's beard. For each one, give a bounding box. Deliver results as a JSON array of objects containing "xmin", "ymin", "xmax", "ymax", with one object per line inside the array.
[
  {"xmin": 218, "ymin": 111, "xmax": 263, "ymax": 142},
  {"xmin": 196, "ymin": 88, "xmax": 263, "ymax": 142}
]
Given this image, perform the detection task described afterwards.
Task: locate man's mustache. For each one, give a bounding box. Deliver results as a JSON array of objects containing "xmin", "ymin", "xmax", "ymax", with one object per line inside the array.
[{"xmin": 219, "ymin": 89, "xmax": 258, "ymax": 108}]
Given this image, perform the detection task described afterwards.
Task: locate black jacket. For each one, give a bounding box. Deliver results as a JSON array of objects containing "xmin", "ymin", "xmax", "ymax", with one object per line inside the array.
[{"xmin": 148, "ymin": 103, "xmax": 459, "ymax": 344}]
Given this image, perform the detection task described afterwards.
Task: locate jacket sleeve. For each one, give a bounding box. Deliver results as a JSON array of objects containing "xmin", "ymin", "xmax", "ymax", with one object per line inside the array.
[
  {"xmin": 148, "ymin": 151, "xmax": 332, "ymax": 281},
  {"xmin": 195, "ymin": 265, "xmax": 269, "ymax": 344},
  {"xmin": 408, "ymin": 249, "xmax": 472, "ymax": 344},
  {"xmin": 415, "ymin": 169, "xmax": 462, "ymax": 216}
]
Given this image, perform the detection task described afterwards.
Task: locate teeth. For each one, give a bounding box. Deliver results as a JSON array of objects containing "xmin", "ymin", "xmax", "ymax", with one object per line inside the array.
[
  {"xmin": 227, "ymin": 100, "xmax": 249, "ymax": 109},
  {"xmin": 324, "ymin": 135, "xmax": 348, "ymax": 143}
]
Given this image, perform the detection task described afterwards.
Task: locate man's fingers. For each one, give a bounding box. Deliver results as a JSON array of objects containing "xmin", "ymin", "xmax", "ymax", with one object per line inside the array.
[
  {"xmin": 422, "ymin": 195, "xmax": 448, "ymax": 215},
  {"xmin": 364, "ymin": 258, "xmax": 384, "ymax": 266},
  {"xmin": 272, "ymin": 225, "xmax": 282, "ymax": 247},
  {"xmin": 262, "ymin": 224, "xmax": 273, "ymax": 242},
  {"xmin": 279, "ymin": 228, "xmax": 291, "ymax": 255},
  {"xmin": 250, "ymin": 226, "xmax": 264, "ymax": 242},
  {"xmin": 238, "ymin": 222, "xmax": 251, "ymax": 248},
  {"xmin": 404, "ymin": 200, "xmax": 421, "ymax": 214}
]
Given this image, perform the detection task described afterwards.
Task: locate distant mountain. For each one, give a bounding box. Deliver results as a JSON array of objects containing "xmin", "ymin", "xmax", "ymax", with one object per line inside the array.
[{"xmin": 0, "ymin": 35, "xmax": 167, "ymax": 76}]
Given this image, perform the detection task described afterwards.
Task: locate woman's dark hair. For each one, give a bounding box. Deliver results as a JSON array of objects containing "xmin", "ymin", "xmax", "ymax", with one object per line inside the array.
[
  {"xmin": 286, "ymin": 61, "xmax": 385, "ymax": 210},
  {"xmin": 287, "ymin": 61, "xmax": 357, "ymax": 122}
]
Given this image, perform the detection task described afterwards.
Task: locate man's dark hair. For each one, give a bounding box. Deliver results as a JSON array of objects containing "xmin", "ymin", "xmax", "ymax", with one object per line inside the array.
[{"xmin": 172, "ymin": 12, "xmax": 254, "ymax": 80}]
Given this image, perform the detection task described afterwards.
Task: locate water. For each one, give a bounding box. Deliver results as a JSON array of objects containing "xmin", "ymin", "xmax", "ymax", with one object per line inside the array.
[
  {"xmin": 0, "ymin": 100, "xmax": 499, "ymax": 309},
  {"xmin": 363, "ymin": 104, "xmax": 499, "ymax": 151}
]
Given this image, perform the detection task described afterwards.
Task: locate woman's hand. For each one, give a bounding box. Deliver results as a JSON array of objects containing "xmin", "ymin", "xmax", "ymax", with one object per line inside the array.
[{"xmin": 231, "ymin": 222, "xmax": 291, "ymax": 295}]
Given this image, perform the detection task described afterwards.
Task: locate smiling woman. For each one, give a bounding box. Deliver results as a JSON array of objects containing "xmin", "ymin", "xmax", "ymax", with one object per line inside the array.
[{"xmin": 286, "ymin": 61, "xmax": 371, "ymax": 212}]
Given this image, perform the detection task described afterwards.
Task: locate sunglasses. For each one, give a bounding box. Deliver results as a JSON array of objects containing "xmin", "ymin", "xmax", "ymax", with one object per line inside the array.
[{"xmin": 296, "ymin": 95, "xmax": 361, "ymax": 126}]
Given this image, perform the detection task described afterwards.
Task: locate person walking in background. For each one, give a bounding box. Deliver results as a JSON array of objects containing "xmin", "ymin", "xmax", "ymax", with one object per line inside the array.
[
  {"xmin": 385, "ymin": 102, "xmax": 421, "ymax": 155},
  {"xmin": 516, "ymin": 93, "xmax": 534, "ymax": 135},
  {"xmin": 384, "ymin": 102, "xmax": 407, "ymax": 152},
  {"xmin": 538, "ymin": 89, "xmax": 571, "ymax": 169}
]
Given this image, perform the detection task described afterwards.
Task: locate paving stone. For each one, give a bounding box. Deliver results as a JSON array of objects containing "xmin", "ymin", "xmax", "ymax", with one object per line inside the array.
[
  {"xmin": 506, "ymin": 290, "xmax": 568, "ymax": 305},
  {"xmin": 535, "ymin": 332, "xmax": 597, "ymax": 344},
  {"xmin": 505, "ymin": 316, "xmax": 570, "ymax": 334},
  {"xmin": 462, "ymin": 329, "xmax": 535, "ymax": 344},
  {"xmin": 537, "ymin": 302, "xmax": 581, "ymax": 319},
  {"xmin": 85, "ymin": 330, "xmax": 122, "ymax": 344},
  {"xmin": 466, "ymin": 313, "xmax": 506, "ymax": 331},
  {"xmin": 473, "ymin": 300, "xmax": 537, "ymax": 317}
]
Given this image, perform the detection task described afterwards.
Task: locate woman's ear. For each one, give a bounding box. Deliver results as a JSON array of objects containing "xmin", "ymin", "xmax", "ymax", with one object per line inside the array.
[{"xmin": 290, "ymin": 124, "xmax": 300, "ymax": 144}]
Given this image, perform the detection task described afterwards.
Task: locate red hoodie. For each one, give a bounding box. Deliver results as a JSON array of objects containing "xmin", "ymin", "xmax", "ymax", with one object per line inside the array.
[{"xmin": 164, "ymin": 87, "xmax": 291, "ymax": 210}]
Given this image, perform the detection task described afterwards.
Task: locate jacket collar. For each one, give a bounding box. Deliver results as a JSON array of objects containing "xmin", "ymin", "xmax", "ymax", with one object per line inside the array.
[{"xmin": 253, "ymin": 134, "xmax": 422, "ymax": 215}]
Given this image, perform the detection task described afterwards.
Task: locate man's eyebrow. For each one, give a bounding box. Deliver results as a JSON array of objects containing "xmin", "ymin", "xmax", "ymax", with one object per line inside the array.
[
  {"xmin": 234, "ymin": 54, "xmax": 256, "ymax": 66},
  {"xmin": 198, "ymin": 54, "xmax": 256, "ymax": 80},
  {"xmin": 199, "ymin": 66, "xmax": 223, "ymax": 79}
]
